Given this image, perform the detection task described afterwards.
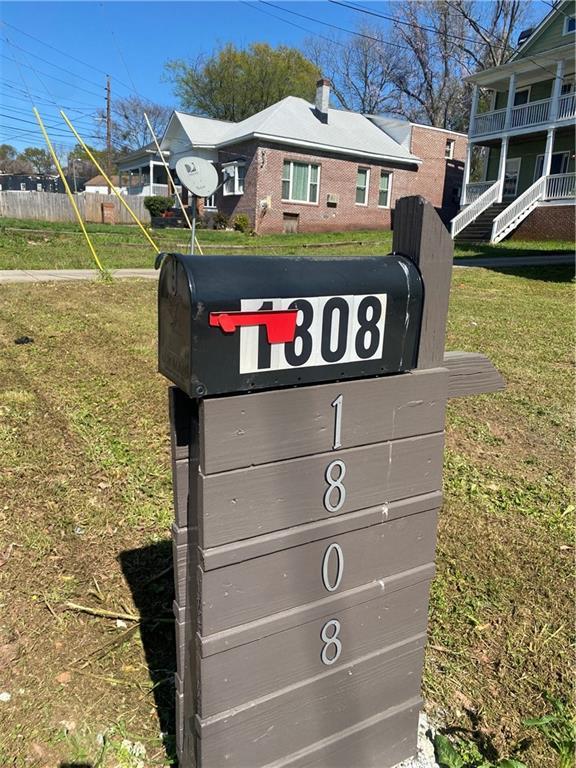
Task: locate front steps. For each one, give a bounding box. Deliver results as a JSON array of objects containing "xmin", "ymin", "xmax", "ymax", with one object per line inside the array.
[{"xmin": 454, "ymin": 202, "xmax": 508, "ymax": 243}]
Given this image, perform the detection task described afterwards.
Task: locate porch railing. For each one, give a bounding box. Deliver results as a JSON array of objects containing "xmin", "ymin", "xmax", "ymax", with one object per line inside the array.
[
  {"xmin": 471, "ymin": 109, "xmax": 506, "ymax": 137},
  {"xmin": 464, "ymin": 181, "xmax": 494, "ymax": 204},
  {"xmin": 451, "ymin": 180, "xmax": 501, "ymax": 238},
  {"xmin": 510, "ymin": 97, "xmax": 550, "ymax": 128},
  {"xmin": 546, "ymin": 172, "xmax": 576, "ymax": 199},
  {"xmin": 491, "ymin": 176, "xmax": 546, "ymax": 243},
  {"xmin": 471, "ymin": 93, "xmax": 576, "ymax": 137},
  {"xmin": 558, "ymin": 93, "xmax": 576, "ymax": 120}
]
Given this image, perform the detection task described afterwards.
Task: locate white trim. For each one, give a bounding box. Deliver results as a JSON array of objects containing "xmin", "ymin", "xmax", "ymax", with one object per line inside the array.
[
  {"xmin": 409, "ymin": 123, "xmax": 468, "ymax": 138},
  {"xmin": 219, "ymin": 132, "xmax": 422, "ymax": 166},
  {"xmin": 281, "ymin": 160, "xmax": 321, "ymax": 205},
  {"xmin": 513, "ymin": 86, "xmax": 531, "ymax": 106},
  {"xmin": 537, "ymin": 198, "xmax": 575, "ymax": 207},
  {"xmin": 503, "ymin": 157, "xmax": 521, "ymax": 197},
  {"xmin": 534, "ymin": 151, "xmax": 569, "ymax": 181},
  {"xmin": 562, "ymin": 15, "xmax": 575, "ymax": 35},
  {"xmin": 222, "ymin": 161, "xmax": 245, "ymax": 196},
  {"xmin": 355, "ymin": 167, "xmax": 370, "ymax": 206},
  {"xmin": 377, "ymin": 171, "xmax": 393, "ymax": 209},
  {"xmin": 445, "ymin": 139, "xmax": 455, "ymax": 159}
]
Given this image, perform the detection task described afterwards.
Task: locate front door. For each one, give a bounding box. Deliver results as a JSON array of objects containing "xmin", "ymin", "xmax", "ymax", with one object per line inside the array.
[{"xmin": 503, "ymin": 158, "xmax": 521, "ymax": 197}]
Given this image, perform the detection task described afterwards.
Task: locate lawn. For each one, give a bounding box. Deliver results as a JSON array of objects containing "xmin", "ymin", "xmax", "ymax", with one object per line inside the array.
[
  {"xmin": 0, "ymin": 218, "xmax": 573, "ymax": 270},
  {"xmin": 0, "ymin": 265, "xmax": 573, "ymax": 767}
]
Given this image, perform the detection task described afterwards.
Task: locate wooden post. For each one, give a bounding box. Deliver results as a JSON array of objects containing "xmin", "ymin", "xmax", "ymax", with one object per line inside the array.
[{"xmin": 393, "ymin": 196, "xmax": 453, "ymax": 369}]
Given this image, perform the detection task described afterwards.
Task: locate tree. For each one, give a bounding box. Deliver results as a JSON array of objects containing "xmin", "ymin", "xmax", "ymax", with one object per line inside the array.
[
  {"xmin": 447, "ymin": 0, "xmax": 530, "ymax": 69},
  {"xmin": 18, "ymin": 147, "xmax": 54, "ymax": 174},
  {"xmin": 305, "ymin": 1, "xmax": 536, "ymax": 131},
  {"xmin": 0, "ymin": 144, "xmax": 17, "ymax": 163},
  {"xmin": 97, "ymin": 96, "xmax": 173, "ymax": 152},
  {"xmin": 65, "ymin": 143, "xmax": 110, "ymax": 180},
  {"xmin": 307, "ymin": 26, "xmax": 397, "ymax": 114},
  {"xmin": 165, "ymin": 43, "xmax": 320, "ymax": 122}
]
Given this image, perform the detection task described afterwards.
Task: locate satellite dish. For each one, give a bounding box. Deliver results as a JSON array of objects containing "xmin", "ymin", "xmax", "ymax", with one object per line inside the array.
[{"xmin": 175, "ymin": 156, "xmax": 219, "ymax": 197}]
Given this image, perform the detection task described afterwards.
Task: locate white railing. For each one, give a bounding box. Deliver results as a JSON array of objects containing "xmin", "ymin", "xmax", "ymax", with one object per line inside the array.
[
  {"xmin": 491, "ymin": 176, "xmax": 546, "ymax": 243},
  {"xmin": 510, "ymin": 97, "xmax": 550, "ymax": 128},
  {"xmin": 126, "ymin": 183, "xmax": 181, "ymax": 197},
  {"xmin": 471, "ymin": 109, "xmax": 506, "ymax": 137},
  {"xmin": 558, "ymin": 93, "xmax": 576, "ymax": 120},
  {"xmin": 451, "ymin": 180, "xmax": 501, "ymax": 238},
  {"xmin": 546, "ymin": 172, "xmax": 576, "ymax": 199},
  {"xmin": 465, "ymin": 181, "xmax": 494, "ymax": 204}
]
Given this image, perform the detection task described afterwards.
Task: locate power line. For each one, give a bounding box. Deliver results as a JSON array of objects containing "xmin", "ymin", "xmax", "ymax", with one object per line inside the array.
[
  {"xmin": 2, "ymin": 80, "xmax": 101, "ymax": 109},
  {"xmin": 0, "ymin": 113, "xmax": 102, "ymax": 141},
  {"xmin": 1, "ymin": 34, "xmax": 107, "ymax": 91},
  {"xmin": 0, "ymin": 53, "xmax": 105, "ymax": 99},
  {"xmin": 256, "ymin": 0, "xmax": 412, "ymax": 52},
  {"xmin": 242, "ymin": 1, "xmax": 349, "ymax": 47},
  {"xmin": 0, "ymin": 18, "xmax": 136, "ymax": 95},
  {"xmin": 328, "ymin": 0, "xmax": 510, "ymax": 50}
]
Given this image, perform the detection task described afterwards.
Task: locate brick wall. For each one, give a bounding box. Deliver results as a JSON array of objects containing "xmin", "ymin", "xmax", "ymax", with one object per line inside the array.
[
  {"xmin": 213, "ymin": 126, "xmax": 467, "ymax": 234},
  {"xmin": 254, "ymin": 141, "xmax": 416, "ymax": 234},
  {"xmin": 404, "ymin": 126, "xmax": 467, "ymax": 223},
  {"xmin": 216, "ymin": 141, "xmax": 259, "ymax": 228},
  {"xmin": 510, "ymin": 204, "xmax": 575, "ymax": 240}
]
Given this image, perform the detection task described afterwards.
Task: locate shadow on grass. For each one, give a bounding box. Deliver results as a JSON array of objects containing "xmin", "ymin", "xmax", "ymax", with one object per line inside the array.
[
  {"xmin": 119, "ymin": 540, "xmax": 177, "ymax": 765},
  {"xmin": 478, "ymin": 265, "xmax": 574, "ymax": 283},
  {"xmin": 437, "ymin": 706, "xmax": 532, "ymax": 763}
]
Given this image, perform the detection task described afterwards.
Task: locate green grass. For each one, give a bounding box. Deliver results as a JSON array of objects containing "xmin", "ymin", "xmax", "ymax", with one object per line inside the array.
[
  {"xmin": 0, "ymin": 265, "xmax": 574, "ymax": 766},
  {"xmin": 0, "ymin": 217, "xmax": 572, "ymax": 269}
]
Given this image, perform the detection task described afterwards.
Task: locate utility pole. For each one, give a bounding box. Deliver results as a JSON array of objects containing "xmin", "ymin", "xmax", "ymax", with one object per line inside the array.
[{"xmin": 106, "ymin": 75, "xmax": 112, "ymax": 194}]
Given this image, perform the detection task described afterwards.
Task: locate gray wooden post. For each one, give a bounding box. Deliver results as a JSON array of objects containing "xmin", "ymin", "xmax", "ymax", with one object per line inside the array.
[{"xmin": 166, "ymin": 197, "xmax": 504, "ymax": 768}]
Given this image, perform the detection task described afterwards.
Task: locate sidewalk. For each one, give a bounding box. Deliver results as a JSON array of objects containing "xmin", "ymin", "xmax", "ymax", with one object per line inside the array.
[{"xmin": 0, "ymin": 253, "xmax": 573, "ymax": 283}]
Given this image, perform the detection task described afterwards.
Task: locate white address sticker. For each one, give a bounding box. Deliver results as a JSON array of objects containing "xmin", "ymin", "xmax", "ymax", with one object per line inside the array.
[{"xmin": 239, "ymin": 294, "xmax": 387, "ymax": 374}]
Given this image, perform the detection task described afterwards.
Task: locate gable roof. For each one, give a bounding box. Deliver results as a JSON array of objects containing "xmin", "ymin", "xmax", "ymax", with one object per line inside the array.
[
  {"xmin": 509, "ymin": 0, "xmax": 574, "ymax": 61},
  {"xmin": 165, "ymin": 98, "xmax": 421, "ymax": 165}
]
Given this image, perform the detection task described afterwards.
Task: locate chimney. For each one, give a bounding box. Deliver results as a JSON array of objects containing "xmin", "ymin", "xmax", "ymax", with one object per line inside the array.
[{"xmin": 315, "ymin": 78, "xmax": 330, "ymax": 123}]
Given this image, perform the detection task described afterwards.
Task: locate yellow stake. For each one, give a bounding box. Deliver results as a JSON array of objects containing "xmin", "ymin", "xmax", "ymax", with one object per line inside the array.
[
  {"xmin": 33, "ymin": 108, "xmax": 104, "ymax": 273},
  {"xmin": 60, "ymin": 110, "xmax": 160, "ymax": 254},
  {"xmin": 143, "ymin": 112, "xmax": 203, "ymax": 255}
]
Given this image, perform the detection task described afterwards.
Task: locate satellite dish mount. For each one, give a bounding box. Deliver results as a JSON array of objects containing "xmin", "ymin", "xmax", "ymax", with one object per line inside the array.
[{"xmin": 175, "ymin": 157, "xmax": 219, "ymax": 255}]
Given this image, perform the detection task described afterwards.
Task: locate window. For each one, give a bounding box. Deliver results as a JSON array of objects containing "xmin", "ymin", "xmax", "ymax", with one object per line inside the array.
[
  {"xmin": 36, "ymin": 183, "xmax": 43, "ymax": 191},
  {"xmin": 223, "ymin": 162, "xmax": 245, "ymax": 196},
  {"xmin": 282, "ymin": 160, "xmax": 319, "ymax": 203},
  {"xmin": 513, "ymin": 88, "xmax": 530, "ymax": 106},
  {"xmin": 561, "ymin": 78, "xmax": 574, "ymax": 95},
  {"xmin": 534, "ymin": 152, "xmax": 569, "ymax": 180},
  {"xmin": 355, "ymin": 168, "xmax": 370, "ymax": 205},
  {"xmin": 445, "ymin": 139, "xmax": 455, "ymax": 159},
  {"xmin": 563, "ymin": 16, "xmax": 575, "ymax": 34},
  {"xmin": 378, "ymin": 171, "xmax": 392, "ymax": 208},
  {"xmin": 204, "ymin": 194, "xmax": 216, "ymax": 209},
  {"xmin": 20, "ymin": 182, "xmax": 26, "ymax": 191}
]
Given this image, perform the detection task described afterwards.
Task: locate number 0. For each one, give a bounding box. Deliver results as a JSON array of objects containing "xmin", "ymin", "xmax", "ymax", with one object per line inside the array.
[{"xmin": 322, "ymin": 543, "xmax": 344, "ymax": 592}]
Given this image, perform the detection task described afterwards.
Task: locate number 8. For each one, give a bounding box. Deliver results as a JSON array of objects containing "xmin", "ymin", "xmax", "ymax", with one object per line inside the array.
[
  {"xmin": 323, "ymin": 460, "xmax": 346, "ymax": 513},
  {"xmin": 321, "ymin": 619, "xmax": 342, "ymax": 665}
]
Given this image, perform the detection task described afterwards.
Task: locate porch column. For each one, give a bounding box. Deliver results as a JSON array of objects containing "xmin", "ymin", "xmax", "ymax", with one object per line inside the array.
[
  {"xmin": 504, "ymin": 72, "xmax": 517, "ymax": 129},
  {"xmin": 470, "ymin": 84, "xmax": 479, "ymax": 135},
  {"xmin": 460, "ymin": 142, "xmax": 473, "ymax": 206},
  {"xmin": 542, "ymin": 127, "xmax": 555, "ymax": 177},
  {"xmin": 550, "ymin": 60, "xmax": 565, "ymax": 121},
  {"xmin": 149, "ymin": 157, "xmax": 154, "ymax": 195},
  {"xmin": 497, "ymin": 136, "xmax": 509, "ymax": 202}
]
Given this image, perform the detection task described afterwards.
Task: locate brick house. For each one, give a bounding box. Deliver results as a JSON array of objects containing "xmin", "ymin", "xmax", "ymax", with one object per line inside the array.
[{"xmin": 160, "ymin": 80, "xmax": 466, "ymax": 234}]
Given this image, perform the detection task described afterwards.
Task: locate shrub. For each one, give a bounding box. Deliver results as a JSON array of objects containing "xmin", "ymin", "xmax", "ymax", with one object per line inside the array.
[
  {"xmin": 213, "ymin": 212, "xmax": 229, "ymax": 230},
  {"xmin": 233, "ymin": 213, "xmax": 251, "ymax": 234},
  {"xmin": 143, "ymin": 196, "xmax": 174, "ymax": 218}
]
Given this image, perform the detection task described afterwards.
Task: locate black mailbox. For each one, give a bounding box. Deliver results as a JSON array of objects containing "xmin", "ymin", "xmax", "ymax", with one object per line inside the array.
[{"xmin": 158, "ymin": 253, "xmax": 423, "ymax": 397}]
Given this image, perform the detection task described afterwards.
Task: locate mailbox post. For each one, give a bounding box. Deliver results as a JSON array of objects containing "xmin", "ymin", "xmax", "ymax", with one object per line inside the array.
[{"xmin": 159, "ymin": 197, "xmax": 504, "ymax": 768}]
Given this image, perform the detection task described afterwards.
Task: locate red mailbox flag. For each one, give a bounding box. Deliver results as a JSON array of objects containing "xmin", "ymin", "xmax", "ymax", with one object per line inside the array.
[{"xmin": 209, "ymin": 310, "xmax": 298, "ymax": 344}]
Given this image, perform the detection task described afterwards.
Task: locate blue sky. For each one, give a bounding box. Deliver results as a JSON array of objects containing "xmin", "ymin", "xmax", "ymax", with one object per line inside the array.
[{"xmin": 0, "ymin": 1, "xmax": 547, "ymax": 154}]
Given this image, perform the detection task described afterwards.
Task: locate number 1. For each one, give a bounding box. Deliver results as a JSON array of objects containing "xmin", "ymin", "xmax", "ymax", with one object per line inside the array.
[{"xmin": 331, "ymin": 395, "xmax": 343, "ymax": 450}]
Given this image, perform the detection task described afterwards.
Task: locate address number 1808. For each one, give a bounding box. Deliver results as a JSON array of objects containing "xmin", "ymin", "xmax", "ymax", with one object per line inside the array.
[{"xmin": 239, "ymin": 294, "xmax": 388, "ymax": 374}]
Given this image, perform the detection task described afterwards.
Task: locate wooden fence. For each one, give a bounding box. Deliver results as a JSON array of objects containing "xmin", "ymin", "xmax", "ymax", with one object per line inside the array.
[{"xmin": 0, "ymin": 191, "xmax": 150, "ymax": 225}]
